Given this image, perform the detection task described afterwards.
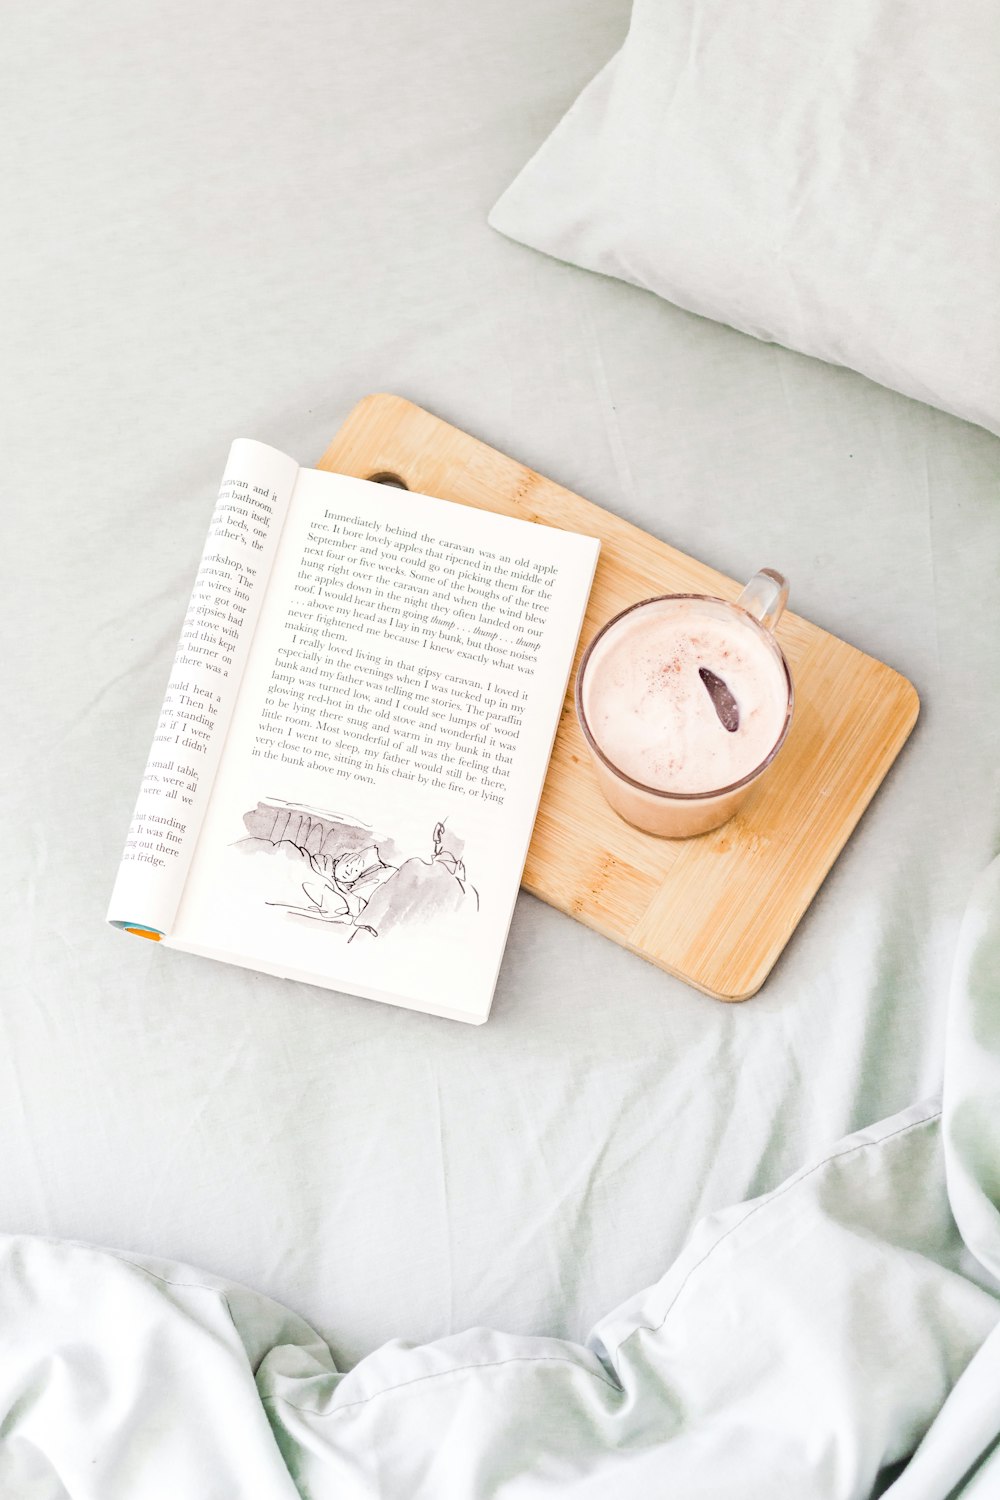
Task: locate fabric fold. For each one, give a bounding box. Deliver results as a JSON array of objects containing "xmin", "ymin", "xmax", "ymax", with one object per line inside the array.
[{"xmin": 2, "ymin": 859, "xmax": 998, "ymax": 1497}]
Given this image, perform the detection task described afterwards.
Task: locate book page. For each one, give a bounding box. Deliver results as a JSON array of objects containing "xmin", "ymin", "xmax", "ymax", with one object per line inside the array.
[
  {"xmin": 172, "ymin": 468, "xmax": 599, "ymax": 1020},
  {"xmin": 107, "ymin": 440, "xmax": 299, "ymax": 938}
]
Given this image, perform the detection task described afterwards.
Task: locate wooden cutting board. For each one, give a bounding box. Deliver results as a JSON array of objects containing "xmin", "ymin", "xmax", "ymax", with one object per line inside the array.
[{"xmin": 318, "ymin": 394, "xmax": 919, "ymax": 1000}]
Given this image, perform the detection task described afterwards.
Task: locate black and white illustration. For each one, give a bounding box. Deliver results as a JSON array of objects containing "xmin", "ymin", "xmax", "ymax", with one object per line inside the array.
[{"xmin": 234, "ymin": 799, "xmax": 478, "ymax": 942}]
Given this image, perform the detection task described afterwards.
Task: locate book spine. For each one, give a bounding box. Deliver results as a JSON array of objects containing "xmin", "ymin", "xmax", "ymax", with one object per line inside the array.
[{"xmin": 106, "ymin": 440, "xmax": 299, "ymax": 940}]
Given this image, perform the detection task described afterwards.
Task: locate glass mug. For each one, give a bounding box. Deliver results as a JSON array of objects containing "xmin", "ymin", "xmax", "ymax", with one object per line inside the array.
[{"xmin": 575, "ymin": 571, "xmax": 794, "ymax": 838}]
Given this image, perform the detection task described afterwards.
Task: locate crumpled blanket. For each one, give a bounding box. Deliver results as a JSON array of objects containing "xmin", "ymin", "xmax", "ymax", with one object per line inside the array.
[{"xmin": 2, "ymin": 858, "xmax": 998, "ymax": 1499}]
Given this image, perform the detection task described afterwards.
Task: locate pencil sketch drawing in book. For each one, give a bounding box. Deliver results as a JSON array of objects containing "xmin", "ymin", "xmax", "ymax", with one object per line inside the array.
[{"xmin": 235, "ymin": 797, "xmax": 478, "ymax": 943}]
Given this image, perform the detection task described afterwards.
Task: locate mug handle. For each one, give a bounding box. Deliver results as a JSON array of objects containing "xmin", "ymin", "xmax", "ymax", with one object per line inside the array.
[{"xmin": 737, "ymin": 569, "xmax": 788, "ymax": 633}]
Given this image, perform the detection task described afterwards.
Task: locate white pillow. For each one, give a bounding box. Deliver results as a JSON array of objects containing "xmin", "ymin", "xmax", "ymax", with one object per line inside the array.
[{"xmin": 490, "ymin": 0, "xmax": 1000, "ymax": 436}]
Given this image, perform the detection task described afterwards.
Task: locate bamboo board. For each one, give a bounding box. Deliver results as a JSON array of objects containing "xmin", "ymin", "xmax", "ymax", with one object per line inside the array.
[{"xmin": 317, "ymin": 394, "xmax": 919, "ymax": 1000}]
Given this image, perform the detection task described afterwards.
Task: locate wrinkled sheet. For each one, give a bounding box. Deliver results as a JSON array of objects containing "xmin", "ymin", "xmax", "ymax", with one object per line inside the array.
[
  {"xmin": 2, "ymin": 0, "xmax": 999, "ymax": 1430},
  {"xmin": 2, "ymin": 858, "xmax": 998, "ymax": 1497}
]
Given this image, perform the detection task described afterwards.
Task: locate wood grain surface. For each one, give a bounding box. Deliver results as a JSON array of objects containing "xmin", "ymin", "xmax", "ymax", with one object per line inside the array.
[{"xmin": 317, "ymin": 394, "xmax": 919, "ymax": 1000}]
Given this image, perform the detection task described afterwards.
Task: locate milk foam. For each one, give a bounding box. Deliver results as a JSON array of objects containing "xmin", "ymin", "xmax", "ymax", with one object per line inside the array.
[{"xmin": 582, "ymin": 599, "xmax": 788, "ymax": 794}]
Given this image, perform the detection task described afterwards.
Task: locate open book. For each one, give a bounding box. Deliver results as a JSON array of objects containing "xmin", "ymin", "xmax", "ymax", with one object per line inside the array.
[{"xmin": 108, "ymin": 440, "xmax": 600, "ymax": 1023}]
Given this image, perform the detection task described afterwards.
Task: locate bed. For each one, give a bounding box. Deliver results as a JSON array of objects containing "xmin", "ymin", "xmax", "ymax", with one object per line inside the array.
[{"xmin": 3, "ymin": 0, "xmax": 999, "ymax": 1494}]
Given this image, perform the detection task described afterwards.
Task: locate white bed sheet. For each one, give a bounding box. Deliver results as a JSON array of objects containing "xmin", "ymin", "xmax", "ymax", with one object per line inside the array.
[{"xmin": 2, "ymin": 0, "xmax": 998, "ymax": 1374}]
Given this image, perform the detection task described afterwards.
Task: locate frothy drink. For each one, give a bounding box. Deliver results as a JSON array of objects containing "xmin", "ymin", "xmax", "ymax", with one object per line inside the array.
[{"xmin": 581, "ymin": 598, "xmax": 788, "ymax": 795}]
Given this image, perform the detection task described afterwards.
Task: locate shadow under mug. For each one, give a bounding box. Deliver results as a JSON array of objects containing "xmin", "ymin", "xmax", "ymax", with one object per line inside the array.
[{"xmin": 575, "ymin": 571, "xmax": 795, "ymax": 838}]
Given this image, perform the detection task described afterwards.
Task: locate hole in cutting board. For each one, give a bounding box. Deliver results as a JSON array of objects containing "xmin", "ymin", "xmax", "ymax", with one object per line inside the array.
[{"xmin": 367, "ymin": 471, "xmax": 409, "ymax": 489}]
